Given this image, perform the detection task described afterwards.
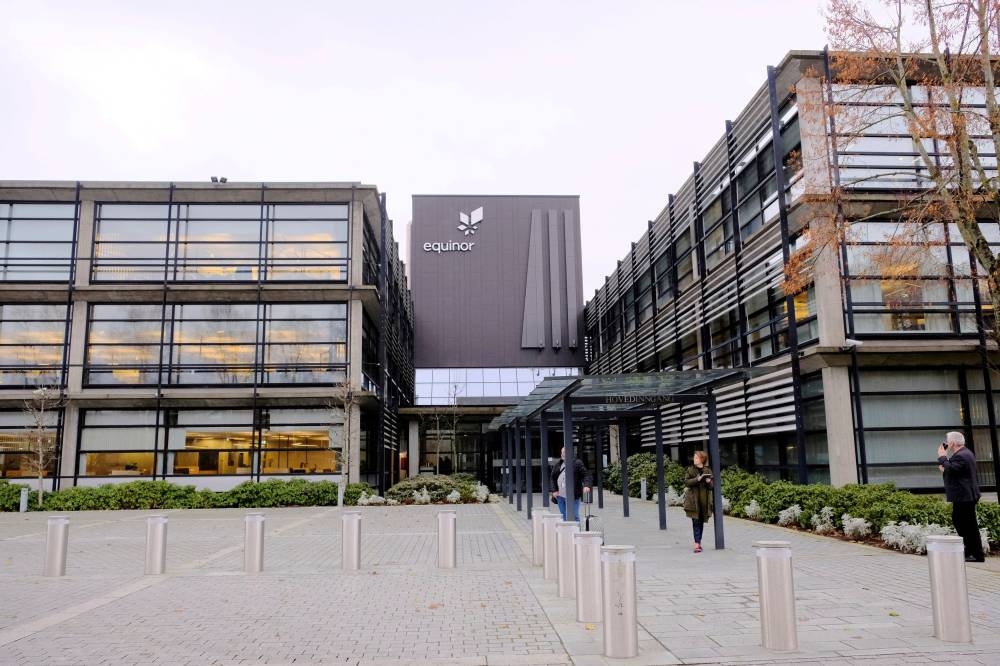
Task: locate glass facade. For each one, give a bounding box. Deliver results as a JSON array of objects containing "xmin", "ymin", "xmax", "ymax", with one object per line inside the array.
[
  {"xmin": 0, "ymin": 182, "xmax": 415, "ymax": 491},
  {"xmin": 858, "ymin": 369, "xmax": 996, "ymax": 490},
  {"xmin": 78, "ymin": 408, "xmax": 341, "ymax": 478},
  {"xmin": 845, "ymin": 221, "xmax": 997, "ymax": 335},
  {"xmin": 92, "ymin": 203, "xmax": 349, "ymax": 282},
  {"xmin": 414, "ymin": 367, "xmax": 579, "ymax": 405},
  {"xmin": 85, "ymin": 302, "xmax": 348, "ymax": 386},
  {"xmin": 584, "ymin": 56, "xmax": 1000, "ymax": 490},
  {"xmin": 0, "ymin": 303, "xmax": 69, "ymax": 387},
  {"xmin": 0, "ymin": 410, "xmax": 59, "ymax": 478},
  {"xmin": 0, "ymin": 203, "xmax": 77, "ymax": 282}
]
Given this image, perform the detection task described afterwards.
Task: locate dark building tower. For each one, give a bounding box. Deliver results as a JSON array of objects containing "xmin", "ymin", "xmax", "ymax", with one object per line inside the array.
[{"xmin": 404, "ymin": 195, "xmax": 584, "ymax": 486}]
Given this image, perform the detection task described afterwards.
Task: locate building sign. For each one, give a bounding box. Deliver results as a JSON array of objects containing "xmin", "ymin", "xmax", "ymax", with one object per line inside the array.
[{"xmin": 422, "ymin": 206, "xmax": 484, "ymax": 253}]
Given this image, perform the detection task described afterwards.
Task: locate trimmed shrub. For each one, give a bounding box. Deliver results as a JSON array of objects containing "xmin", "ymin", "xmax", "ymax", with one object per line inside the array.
[
  {"xmin": 3, "ymin": 478, "xmax": 367, "ymax": 512},
  {"xmin": 42, "ymin": 481, "xmax": 208, "ymax": 511},
  {"xmin": 218, "ymin": 478, "xmax": 342, "ymax": 508},
  {"xmin": 0, "ymin": 480, "xmax": 35, "ymax": 511},
  {"xmin": 977, "ymin": 501, "xmax": 1000, "ymax": 546},
  {"xmin": 385, "ymin": 475, "xmax": 457, "ymax": 503},
  {"xmin": 449, "ymin": 473, "xmax": 478, "ymax": 485},
  {"xmin": 603, "ymin": 452, "xmax": 687, "ymax": 499},
  {"xmin": 456, "ymin": 481, "xmax": 479, "ymax": 503},
  {"xmin": 343, "ymin": 482, "xmax": 375, "ymax": 507}
]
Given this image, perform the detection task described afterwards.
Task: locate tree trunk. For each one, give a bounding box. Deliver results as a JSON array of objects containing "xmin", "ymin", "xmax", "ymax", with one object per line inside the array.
[{"xmin": 988, "ymin": 262, "xmax": 1000, "ymax": 349}]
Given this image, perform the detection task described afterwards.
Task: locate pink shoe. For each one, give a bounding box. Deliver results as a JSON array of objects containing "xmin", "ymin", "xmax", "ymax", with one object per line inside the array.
[{"xmin": 694, "ymin": 544, "xmax": 702, "ymax": 553}]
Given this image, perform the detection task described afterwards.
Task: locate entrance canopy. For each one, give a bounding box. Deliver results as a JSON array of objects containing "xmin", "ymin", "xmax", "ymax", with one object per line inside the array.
[
  {"xmin": 489, "ymin": 369, "xmax": 762, "ymax": 550},
  {"xmin": 488, "ymin": 369, "xmax": 757, "ymax": 430}
]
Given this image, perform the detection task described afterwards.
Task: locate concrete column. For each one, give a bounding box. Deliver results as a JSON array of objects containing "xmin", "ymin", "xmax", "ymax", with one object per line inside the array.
[
  {"xmin": 795, "ymin": 76, "xmax": 832, "ymax": 198},
  {"xmin": 408, "ymin": 419, "xmax": 419, "ymax": 478},
  {"xmin": 58, "ymin": 405, "xmax": 80, "ymax": 482},
  {"xmin": 348, "ymin": 299, "xmax": 364, "ymax": 389},
  {"xmin": 608, "ymin": 425, "xmax": 620, "ymax": 464},
  {"xmin": 823, "ymin": 366, "xmax": 858, "ymax": 486},
  {"xmin": 66, "ymin": 300, "xmax": 88, "ymax": 393},
  {"xmin": 349, "ymin": 195, "xmax": 366, "ymax": 285},
  {"xmin": 73, "ymin": 200, "xmax": 95, "ymax": 288},
  {"xmin": 348, "ymin": 402, "xmax": 361, "ymax": 484}
]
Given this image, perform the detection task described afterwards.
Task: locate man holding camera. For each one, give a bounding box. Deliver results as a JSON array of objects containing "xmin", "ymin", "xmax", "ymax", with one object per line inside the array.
[{"xmin": 938, "ymin": 431, "xmax": 986, "ymax": 563}]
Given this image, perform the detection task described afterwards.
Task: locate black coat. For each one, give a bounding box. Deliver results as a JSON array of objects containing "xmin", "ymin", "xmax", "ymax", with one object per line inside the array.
[
  {"xmin": 938, "ymin": 446, "xmax": 981, "ymax": 503},
  {"xmin": 550, "ymin": 458, "xmax": 593, "ymax": 500}
]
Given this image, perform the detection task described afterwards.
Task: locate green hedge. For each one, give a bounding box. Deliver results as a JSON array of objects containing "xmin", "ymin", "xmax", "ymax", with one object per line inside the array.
[
  {"xmin": 0, "ymin": 479, "xmax": 375, "ymax": 512},
  {"xmin": 719, "ymin": 467, "xmax": 995, "ymax": 545},
  {"xmin": 603, "ymin": 452, "xmax": 687, "ymax": 498},
  {"xmin": 384, "ymin": 474, "xmax": 484, "ymax": 503}
]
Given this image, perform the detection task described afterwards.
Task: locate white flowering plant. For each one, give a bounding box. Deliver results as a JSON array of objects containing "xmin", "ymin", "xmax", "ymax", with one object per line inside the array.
[
  {"xmin": 413, "ymin": 487, "xmax": 432, "ymax": 505},
  {"xmin": 810, "ymin": 506, "xmax": 836, "ymax": 534},
  {"xmin": 880, "ymin": 521, "xmax": 954, "ymax": 554},
  {"xmin": 841, "ymin": 513, "xmax": 872, "ymax": 539},
  {"xmin": 777, "ymin": 504, "xmax": 802, "ymax": 527}
]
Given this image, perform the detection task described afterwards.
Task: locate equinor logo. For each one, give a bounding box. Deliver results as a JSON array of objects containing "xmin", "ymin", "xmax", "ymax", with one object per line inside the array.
[
  {"xmin": 458, "ymin": 207, "xmax": 484, "ymax": 236},
  {"xmin": 422, "ymin": 206, "xmax": 484, "ymax": 254}
]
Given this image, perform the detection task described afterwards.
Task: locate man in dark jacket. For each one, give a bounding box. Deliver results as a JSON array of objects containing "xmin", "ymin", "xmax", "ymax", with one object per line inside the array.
[
  {"xmin": 550, "ymin": 446, "xmax": 592, "ymax": 521},
  {"xmin": 938, "ymin": 431, "xmax": 986, "ymax": 562}
]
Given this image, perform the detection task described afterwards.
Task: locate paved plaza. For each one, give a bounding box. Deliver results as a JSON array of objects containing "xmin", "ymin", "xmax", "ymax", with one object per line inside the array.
[{"xmin": 1, "ymin": 495, "xmax": 999, "ymax": 666}]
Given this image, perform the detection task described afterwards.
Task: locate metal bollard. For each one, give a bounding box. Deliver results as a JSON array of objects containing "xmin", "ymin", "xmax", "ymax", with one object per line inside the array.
[
  {"xmin": 438, "ymin": 509, "xmax": 457, "ymax": 568},
  {"xmin": 574, "ymin": 531, "xmax": 603, "ymax": 623},
  {"xmin": 342, "ymin": 511, "xmax": 362, "ymax": 570},
  {"xmin": 926, "ymin": 535, "xmax": 972, "ymax": 643},
  {"xmin": 244, "ymin": 513, "xmax": 265, "ymax": 573},
  {"xmin": 531, "ymin": 510, "xmax": 548, "ymax": 566},
  {"xmin": 601, "ymin": 545, "xmax": 638, "ymax": 659},
  {"xmin": 754, "ymin": 540, "xmax": 797, "ymax": 651},
  {"xmin": 556, "ymin": 521, "xmax": 580, "ymax": 598},
  {"xmin": 640, "ymin": 478, "xmax": 647, "ymax": 501},
  {"xmin": 42, "ymin": 516, "xmax": 69, "ymax": 577},
  {"xmin": 19, "ymin": 487, "xmax": 29, "ymax": 513},
  {"xmin": 144, "ymin": 515, "xmax": 168, "ymax": 575},
  {"xmin": 542, "ymin": 512, "xmax": 561, "ymax": 581}
]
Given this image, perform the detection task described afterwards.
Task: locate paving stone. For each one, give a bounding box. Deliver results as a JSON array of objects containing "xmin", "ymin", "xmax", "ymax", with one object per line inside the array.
[{"xmin": 0, "ymin": 496, "xmax": 999, "ymax": 665}]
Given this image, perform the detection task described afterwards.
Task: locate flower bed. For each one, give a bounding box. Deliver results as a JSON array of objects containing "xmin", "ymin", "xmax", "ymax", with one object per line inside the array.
[{"xmin": 601, "ymin": 457, "xmax": 998, "ymax": 555}]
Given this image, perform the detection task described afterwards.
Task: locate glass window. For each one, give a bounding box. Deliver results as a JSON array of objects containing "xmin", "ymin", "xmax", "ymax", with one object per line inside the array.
[
  {"xmin": 0, "ymin": 203, "xmax": 76, "ymax": 281},
  {"xmin": 0, "ymin": 303, "xmax": 68, "ymax": 387},
  {"xmin": 93, "ymin": 202, "xmax": 352, "ymax": 283}
]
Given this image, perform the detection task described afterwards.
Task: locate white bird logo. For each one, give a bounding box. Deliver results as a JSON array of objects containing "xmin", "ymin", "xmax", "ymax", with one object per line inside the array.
[{"xmin": 457, "ymin": 207, "xmax": 484, "ymax": 236}]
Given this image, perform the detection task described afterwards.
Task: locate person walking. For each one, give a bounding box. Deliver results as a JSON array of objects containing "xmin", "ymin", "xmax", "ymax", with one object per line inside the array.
[
  {"xmin": 550, "ymin": 446, "xmax": 592, "ymax": 521},
  {"xmin": 683, "ymin": 450, "xmax": 714, "ymax": 553},
  {"xmin": 938, "ymin": 431, "xmax": 986, "ymax": 562}
]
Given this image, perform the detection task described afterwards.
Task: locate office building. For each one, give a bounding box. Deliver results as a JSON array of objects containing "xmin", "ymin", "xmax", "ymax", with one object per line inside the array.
[
  {"xmin": 0, "ymin": 181, "xmax": 413, "ymax": 492},
  {"xmin": 584, "ymin": 50, "xmax": 999, "ymax": 491}
]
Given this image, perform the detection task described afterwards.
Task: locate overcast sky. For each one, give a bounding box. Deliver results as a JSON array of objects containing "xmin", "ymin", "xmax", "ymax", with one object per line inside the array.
[{"xmin": 0, "ymin": 0, "xmax": 830, "ymax": 296}]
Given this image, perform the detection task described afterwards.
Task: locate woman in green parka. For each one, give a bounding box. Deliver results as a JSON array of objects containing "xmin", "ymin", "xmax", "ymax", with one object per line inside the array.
[{"xmin": 683, "ymin": 450, "xmax": 713, "ymax": 553}]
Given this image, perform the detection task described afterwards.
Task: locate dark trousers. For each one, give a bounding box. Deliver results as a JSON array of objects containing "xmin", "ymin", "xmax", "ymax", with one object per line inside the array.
[
  {"xmin": 691, "ymin": 518, "xmax": 705, "ymax": 544},
  {"xmin": 952, "ymin": 501, "xmax": 985, "ymax": 559}
]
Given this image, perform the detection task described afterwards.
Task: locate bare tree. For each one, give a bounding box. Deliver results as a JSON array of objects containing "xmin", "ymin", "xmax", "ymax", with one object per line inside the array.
[
  {"xmin": 330, "ymin": 376, "xmax": 359, "ymax": 504},
  {"xmin": 788, "ymin": 0, "xmax": 1000, "ymax": 344},
  {"xmin": 22, "ymin": 387, "xmax": 64, "ymax": 505}
]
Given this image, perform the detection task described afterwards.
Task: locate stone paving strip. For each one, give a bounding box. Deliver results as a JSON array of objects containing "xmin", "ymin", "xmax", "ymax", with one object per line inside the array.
[{"xmin": 0, "ymin": 496, "xmax": 998, "ymax": 665}]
